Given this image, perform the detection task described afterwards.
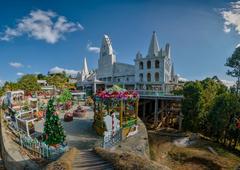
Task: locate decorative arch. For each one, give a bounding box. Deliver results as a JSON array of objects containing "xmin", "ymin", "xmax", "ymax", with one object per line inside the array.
[
  {"xmin": 147, "ymin": 60, "xmax": 151, "ymax": 69},
  {"xmin": 147, "ymin": 73, "xmax": 151, "ymax": 82},
  {"xmin": 139, "ymin": 73, "xmax": 143, "ymax": 82},
  {"xmin": 139, "ymin": 61, "xmax": 144, "ymax": 69},
  {"xmin": 155, "ymin": 60, "xmax": 160, "ymax": 68}
]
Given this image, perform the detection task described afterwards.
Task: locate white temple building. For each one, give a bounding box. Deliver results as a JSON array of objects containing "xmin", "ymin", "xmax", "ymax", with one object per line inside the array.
[
  {"xmin": 97, "ymin": 35, "xmax": 135, "ymax": 87},
  {"xmin": 77, "ymin": 31, "xmax": 179, "ymax": 93},
  {"xmin": 134, "ymin": 31, "xmax": 179, "ymax": 91}
]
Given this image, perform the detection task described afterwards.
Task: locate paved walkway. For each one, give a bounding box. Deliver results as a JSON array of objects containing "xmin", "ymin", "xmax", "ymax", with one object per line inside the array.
[
  {"xmin": 35, "ymin": 105, "xmax": 114, "ymax": 169},
  {"xmin": 35, "ymin": 105, "xmax": 101, "ymax": 150}
]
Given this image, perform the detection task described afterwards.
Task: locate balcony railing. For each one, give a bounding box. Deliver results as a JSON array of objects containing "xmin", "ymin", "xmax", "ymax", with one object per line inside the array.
[{"xmin": 136, "ymin": 90, "xmax": 179, "ymax": 97}]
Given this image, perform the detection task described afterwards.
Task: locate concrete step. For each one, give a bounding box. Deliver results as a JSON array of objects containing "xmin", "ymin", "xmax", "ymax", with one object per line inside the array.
[{"xmin": 72, "ymin": 150, "xmax": 113, "ymax": 170}]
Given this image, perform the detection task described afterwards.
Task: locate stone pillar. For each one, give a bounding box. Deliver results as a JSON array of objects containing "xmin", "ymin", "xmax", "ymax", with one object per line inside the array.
[
  {"xmin": 179, "ymin": 112, "xmax": 183, "ymax": 131},
  {"xmin": 93, "ymin": 82, "xmax": 97, "ymax": 94},
  {"xmin": 160, "ymin": 100, "xmax": 164, "ymax": 121},
  {"xmin": 154, "ymin": 99, "xmax": 158, "ymax": 125},
  {"xmin": 26, "ymin": 121, "xmax": 29, "ymax": 137}
]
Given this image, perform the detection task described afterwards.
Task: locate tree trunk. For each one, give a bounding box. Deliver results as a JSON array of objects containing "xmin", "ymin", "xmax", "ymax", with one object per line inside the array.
[
  {"xmin": 233, "ymin": 138, "xmax": 237, "ymax": 148},
  {"xmin": 237, "ymin": 76, "xmax": 240, "ymax": 94}
]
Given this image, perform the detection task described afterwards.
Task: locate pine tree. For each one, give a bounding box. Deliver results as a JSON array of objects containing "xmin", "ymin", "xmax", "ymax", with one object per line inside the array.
[
  {"xmin": 43, "ymin": 98, "xmax": 66, "ymax": 145},
  {"xmin": 225, "ymin": 47, "xmax": 240, "ymax": 93}
]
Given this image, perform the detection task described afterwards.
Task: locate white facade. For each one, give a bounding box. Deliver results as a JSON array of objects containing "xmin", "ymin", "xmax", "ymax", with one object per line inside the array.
[
  {"xmin": 77, "ymin": 31, "xmax": 179, "ymax": 92},
  {"xmin": 97, "ymin": 35, "xmax": 117, "ymax": 79},
  {"xmin": 97, "ymin": 35, "xmax": 135, "ymax": 86},
  {"xmin": 134, "ymin": 31, "xmax": 178, "ymax": 90}
]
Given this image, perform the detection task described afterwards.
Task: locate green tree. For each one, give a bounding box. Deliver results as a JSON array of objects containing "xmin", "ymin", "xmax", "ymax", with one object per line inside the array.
[
  {"xmin": 43, "ymin": 98, "xmax": 65, "ymax": 145},
  {"xmin": 2, "ymin": 81, "xmax": 20, "ymax": 91},
  {"xmin": 199, "ymin": 78, "xmax": 227, "ymax": 132},
  {"xmin": 182, "ymin": 81, "xmax": 203, "ymax": 132},
  {"xmin": 47, "ymin": 74, "xmax": 69, "ymax": 90},
  {"xmin": 18, "ymin": 74, "xmax": 41, "ymax": 94},
  {"xmin": 181, "ymin": 77, "xmax": 228, "ymax": 134},
  {"xmin": 37, "ymin": 74, "xmax": 47, "ymax": 80},
  {"xmin": 0, "ymin": 87, "xmax": 4, "ymax": 96},
  {"xmin": 208, "ymin": 93, "xmax": 240, "ymax": 146},
  {"xmin": 58, "ymin": 89, "xmax": 72, "ymax": 104},
  {"xmin": 225, "ymin": 47, "xmax": 240, "ymax": 93}
]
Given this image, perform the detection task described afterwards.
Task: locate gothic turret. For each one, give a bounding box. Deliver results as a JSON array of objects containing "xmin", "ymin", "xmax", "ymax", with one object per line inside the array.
[
  {"xmin": 165, "ymin": 43, "xmax": 171, "ymax": 58},
  {"xmin": 82, "ymin": 57, "xmax": 89, "ymax": 75},
  {"xmin": 148, "ymin": 31, "xmax": 160, "ymax": 57},
  {"xmin": 97, "ymin": 34, "xmax": 117, "ymax": 79},
  {"xmin": 136, "ymin": 51, "xmax": 142, "ymax": 59},
  {"xmin": 79, "ymin": 57, "xmax": 89, "ymax": 82},
  {"xmin": 100, "ymin": 35, "xmax": 116, "ymax": 63}
]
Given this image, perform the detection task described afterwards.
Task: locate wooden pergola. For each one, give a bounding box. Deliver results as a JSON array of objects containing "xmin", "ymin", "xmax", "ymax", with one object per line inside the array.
[{"xmin": 93, "ymin": 86, "xmax": 139, "ymax": 137}]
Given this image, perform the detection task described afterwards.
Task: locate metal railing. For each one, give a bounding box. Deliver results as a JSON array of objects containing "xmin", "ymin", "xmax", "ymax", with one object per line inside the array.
[
  {"xmin": 103, "ymin": 129, "xmax": 122, "ymax": 149},
  {"xmin": 136, "ymin": 90, "xmax": 174, "ymax": 97},
  {"xmin": 19, "ymin": 133, "xmax": 68, "ymax": 160}
]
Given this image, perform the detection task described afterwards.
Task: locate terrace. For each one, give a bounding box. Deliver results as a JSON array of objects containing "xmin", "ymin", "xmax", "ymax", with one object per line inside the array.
[{"xmin": 136, "ymin": 90, "xmax": 183, "ymax": 100}]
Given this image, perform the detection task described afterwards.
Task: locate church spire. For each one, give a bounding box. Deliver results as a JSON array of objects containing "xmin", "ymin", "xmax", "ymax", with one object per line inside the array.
[
  {"xmin": 101, "ymin": 35, "xmax": 114, "ymax": 56},
  {"xmin": 148, "ymin": 31, "xmax": 160, "ymax": 57},
  {"xmin": 82, "ymin": 57, "xmax": 89, "ymax": 75}
]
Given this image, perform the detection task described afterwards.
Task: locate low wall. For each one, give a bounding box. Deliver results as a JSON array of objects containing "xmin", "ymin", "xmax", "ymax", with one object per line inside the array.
[{"xmin": 0, "ymin": 109, "xmax": 40, "ymax": 170}]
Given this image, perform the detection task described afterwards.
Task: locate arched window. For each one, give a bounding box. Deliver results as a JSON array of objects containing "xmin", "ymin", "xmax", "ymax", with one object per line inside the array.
[
  {"xmin": 155, "ymin": 60, "xmax": 159, "ymax": 68},
  {"xmin": 147, "ymin": 61, "xmax": 151, "ymax": 69},
  {"xmin": 155, "ymin": 72, "xmax": 159, "ymax": 82},
  {"xmin": 147, "ymin": 73, "xmax": 151, "ymax": 82},
  {"xmin": 139, "ymin": 73, "xmax": 143, "ymax": 82},
  {"xmin": 139, "ymin": 61, "xmax": 143, "ymax": 69}
]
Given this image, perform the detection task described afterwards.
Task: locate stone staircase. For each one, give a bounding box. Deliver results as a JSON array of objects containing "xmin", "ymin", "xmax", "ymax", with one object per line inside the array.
[{"xmin": 72, "ymin": 150, "xmax": 113, "ymax": 170}]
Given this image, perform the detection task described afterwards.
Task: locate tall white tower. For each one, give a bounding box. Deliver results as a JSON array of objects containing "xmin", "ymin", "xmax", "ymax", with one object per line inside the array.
[{"xmin": 97, "ymin": 35, "xmax": 116, "ymax": 80}]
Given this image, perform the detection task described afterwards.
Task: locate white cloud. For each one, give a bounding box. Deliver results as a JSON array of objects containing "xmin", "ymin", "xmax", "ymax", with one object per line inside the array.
[
  {"xmin": 87, "ymin": 42, "xmax": 100, "ymax": 53},
  {"xmin": 34, "ymin": 72, "xmax": 41, "ymax": 75},
  {"xmin": 177, "ymin": 74, "xmax": 188, "ymax": 82},
  {"xmin": 221, "ymin": 1, "xmax": 240, "ymax": 34},
  {"xmin": 16, "ymin": 72, "xmax": 24, "ymax": 76},
  {"xmin": 9, "ymin": 62, "xmax": 24, "ymax": 68},
  {"xmin": 49, "ymin": 66, "xmax": 79, "ymax": 75},
  {"xmin": 220, "ymin": 79, "xmax": 235, "ymax": 88},
  {"xmin": 0, "ymin": 9, "xmax": 83, "ymax": 44}
]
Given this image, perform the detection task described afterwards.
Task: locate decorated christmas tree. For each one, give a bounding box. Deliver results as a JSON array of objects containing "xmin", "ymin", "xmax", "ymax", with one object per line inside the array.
[{"xmin": 43, "ymin": 98, "xmax": 66, "ymax": 145}]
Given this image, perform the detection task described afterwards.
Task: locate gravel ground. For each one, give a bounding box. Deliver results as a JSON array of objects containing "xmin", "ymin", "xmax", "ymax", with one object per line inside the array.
[{"xmin": 35, "ymin": 105, "xmax": 101, "ymax": 150}]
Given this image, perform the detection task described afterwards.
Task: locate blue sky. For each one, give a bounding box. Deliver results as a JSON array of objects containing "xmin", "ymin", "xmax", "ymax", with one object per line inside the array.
[{"xmin": 0, "ymin": 0, "xmax": 239, "ymax": 85}]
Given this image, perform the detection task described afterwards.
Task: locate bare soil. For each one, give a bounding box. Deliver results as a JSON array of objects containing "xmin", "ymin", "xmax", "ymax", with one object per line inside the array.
[{"xmin": 148, "ymin": 129, "xmax": 240, "ymax": 170}]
